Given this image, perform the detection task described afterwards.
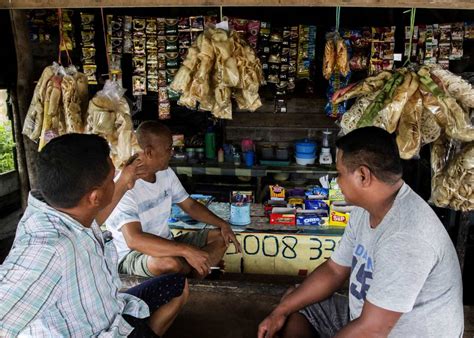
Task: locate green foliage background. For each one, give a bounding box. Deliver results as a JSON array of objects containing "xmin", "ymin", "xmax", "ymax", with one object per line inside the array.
[{"xmin": 0, "ymin": 122, "xmax": 15, "ymax": 174}]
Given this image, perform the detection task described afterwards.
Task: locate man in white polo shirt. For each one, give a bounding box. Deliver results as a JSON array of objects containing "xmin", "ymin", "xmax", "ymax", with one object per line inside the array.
[{"xmin": 107, "ymin": 121, "xmax": 241, "ymax": 278}]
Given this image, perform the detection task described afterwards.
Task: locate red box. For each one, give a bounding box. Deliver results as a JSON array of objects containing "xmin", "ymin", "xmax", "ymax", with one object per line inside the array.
[{"xmin": 269, "ymin": 207, "xmax": 296, "ymax": 226}]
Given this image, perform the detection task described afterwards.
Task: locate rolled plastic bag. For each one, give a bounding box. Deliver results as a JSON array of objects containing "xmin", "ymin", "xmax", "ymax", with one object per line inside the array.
[
  {"xmin": 23, "ymin": 64, "xmax": 60, "ymax": 141},
  {"xmin": 431, "ymin": 139, "xmax": 474, "ymax": 212},
  {"xmin": 396, "ymin": 90, "xmax": 423, "ymax": 159}
]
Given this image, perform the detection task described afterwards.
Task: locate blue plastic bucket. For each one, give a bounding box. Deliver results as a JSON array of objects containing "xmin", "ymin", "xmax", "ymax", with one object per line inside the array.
[{"xmin": 230, "ymin": 203, "xmax": 251, "ymax": 225}]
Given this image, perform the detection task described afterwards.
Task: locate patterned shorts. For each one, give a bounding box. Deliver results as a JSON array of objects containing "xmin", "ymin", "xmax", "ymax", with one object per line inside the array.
[
  {"xmin": 299, "ymin": 293, "xmax": 350, "ymax": 338},
  {"xmin": 124, "ymin": 273, "xmax": 186, "ymax": 338},
  {"xmin": 118, "ymin": 229, "xmax": 210, "ymax": 277}
]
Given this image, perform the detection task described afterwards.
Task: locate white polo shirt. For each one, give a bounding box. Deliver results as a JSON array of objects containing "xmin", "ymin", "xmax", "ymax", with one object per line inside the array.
[{"xmin": 106, "ymin": 168, "xmax": 189, "ymax": 261}]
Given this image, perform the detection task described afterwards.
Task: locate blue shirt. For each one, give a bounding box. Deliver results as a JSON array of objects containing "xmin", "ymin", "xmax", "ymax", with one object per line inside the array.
[{"xmin": 0, "ymin": 192, "xmax": 149, "ymax": 337}]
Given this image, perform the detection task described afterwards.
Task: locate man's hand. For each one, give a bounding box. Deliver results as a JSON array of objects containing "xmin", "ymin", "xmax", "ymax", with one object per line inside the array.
[
  {"xmin": 258, "ymin": 309, "xmax": 288, "ymax": 338},
  {"xmin": 220, "ymin": 223, "xmax": 242, "ymax": 253},
  {"xmin": 118, "ymin": 153, "xmax": 147, "ymax": 190},
  {"xmin": 183, "ymin": 245, "xmax": 212, "ymax": 276}
]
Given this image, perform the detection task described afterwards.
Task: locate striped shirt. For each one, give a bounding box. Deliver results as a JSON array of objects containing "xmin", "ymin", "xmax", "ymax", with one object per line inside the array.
[{"xmin": 0, "ymin": 192, "xmax": 149, "ymax": 337}]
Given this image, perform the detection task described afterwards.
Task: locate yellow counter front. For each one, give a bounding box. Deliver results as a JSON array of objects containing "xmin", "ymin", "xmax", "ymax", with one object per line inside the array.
[{"xmin": 171, "ymin": 227, "xmax": 343, "ymax": 276}]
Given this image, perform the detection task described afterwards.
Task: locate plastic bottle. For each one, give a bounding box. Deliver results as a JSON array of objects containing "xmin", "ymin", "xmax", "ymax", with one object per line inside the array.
[
  {"xmin": 217, "ymin": 148, "xmax": 224, "ymax": 163},
  {"xmin": 205, "ymin": 127, "xmax": 216, "ymax": 160}
]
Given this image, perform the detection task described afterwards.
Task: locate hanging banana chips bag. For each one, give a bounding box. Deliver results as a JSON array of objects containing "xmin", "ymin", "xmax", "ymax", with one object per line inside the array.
[
  {"xmin": 430, "ymin": 138, "xmax": 473, "ymax": 212},
  {"xmin": 86, "ymin": 80, "xmax": 140, "ymax": 168},
  {"xmin": 24, "ymin": 63, "xmax": 89, "ymax": 151}
]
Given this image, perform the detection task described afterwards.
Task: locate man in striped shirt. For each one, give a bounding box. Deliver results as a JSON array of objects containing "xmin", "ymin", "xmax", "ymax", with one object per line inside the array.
[{"xmin": 0, "ymin": 134, "xmax": 188, "ymax": 337}]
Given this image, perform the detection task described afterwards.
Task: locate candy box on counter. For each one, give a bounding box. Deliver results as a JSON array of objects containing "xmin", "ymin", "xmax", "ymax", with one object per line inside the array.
[
  {"xmin": 329, "ymin": 188, "xmax": 345, "ymax": 201},
  {"xmin": 296, "ymin": 210, "xmax": 328, "ymax": 226},
  {"xmin": 328, "ymin": 201, "xmax": 354, "ymax": 226},
  {"xmin": 264, "ymin": 200, "xmax": 287, "ymax": 217},
  {"xmin": 304, "ymin": 199, "xmax": 330, "ymax": 211},
  {"xmin": 288, "ymin": 197, "xmax": 304, "ymax": 209},
  {"xmin": 270, "ymin": 207, "xmax": 296, "ymax": 226},
  {"xmin": 270, "ymin": 185, "xmax": 286, "ymax": 201}
]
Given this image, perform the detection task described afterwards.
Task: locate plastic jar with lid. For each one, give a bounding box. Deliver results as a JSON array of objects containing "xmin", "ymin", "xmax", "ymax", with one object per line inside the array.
[
  {"xmin": 185, "ymin": 148, "xmax": 196, "ymax": 163},
  {"xmin": 195, "ymin": 147, "xmax": 205, "ymax": 161}
]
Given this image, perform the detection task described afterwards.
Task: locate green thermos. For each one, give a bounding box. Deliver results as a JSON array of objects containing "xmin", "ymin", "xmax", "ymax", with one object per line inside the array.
[{"xmin": 205, "ymin": 129, "xmax": 216, "ymax": 160}]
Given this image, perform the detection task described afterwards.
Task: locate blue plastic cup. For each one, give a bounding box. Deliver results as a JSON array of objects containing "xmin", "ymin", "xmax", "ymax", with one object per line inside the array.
[{"xmin": 244, "ymin": 151, "xmax": 255, "ymax": 167}]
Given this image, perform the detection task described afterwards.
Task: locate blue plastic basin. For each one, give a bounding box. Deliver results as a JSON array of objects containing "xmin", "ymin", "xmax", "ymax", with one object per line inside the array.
[
  {"xmin": 295, "ymin": 139, "xmax": 317, "ymax": 154},
  {"xmin": 295, "ymin": 151, "xmax": 316, "ymax": 159}
]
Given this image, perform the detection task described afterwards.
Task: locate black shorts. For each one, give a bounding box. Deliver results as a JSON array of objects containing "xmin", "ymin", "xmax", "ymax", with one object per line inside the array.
[{"xmin": 124, "ymin": 273, "xmax": 186, "ymax": 338}]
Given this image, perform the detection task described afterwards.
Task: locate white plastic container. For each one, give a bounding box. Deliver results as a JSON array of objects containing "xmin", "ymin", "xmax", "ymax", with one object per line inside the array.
[{"xmin": 295, "ymin": 156, "xmax": 316, "ymax": 165}]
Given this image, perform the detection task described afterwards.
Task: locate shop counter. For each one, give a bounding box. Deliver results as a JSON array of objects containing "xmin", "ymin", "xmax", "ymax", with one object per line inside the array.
[{"xmin": 170, "ymin": 203, "xmax": 344, "ymax": 276}]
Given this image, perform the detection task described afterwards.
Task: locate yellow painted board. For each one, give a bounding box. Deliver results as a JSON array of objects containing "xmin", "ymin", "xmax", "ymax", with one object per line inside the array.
[{"xmin": 171, "ymin": 229, "xmax": 341, "ymax": 276}]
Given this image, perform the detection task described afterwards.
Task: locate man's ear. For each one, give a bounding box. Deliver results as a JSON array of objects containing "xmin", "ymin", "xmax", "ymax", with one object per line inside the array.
[
  {"xmin": 87, "ymin": 189, "xmax": 101, "ymax": 207},
  {"xmin": 144, "ymin": 145, "xmax": 153, "ymax": 159},
  {"xmin": 358, "ymin": 165, "xmax": 372, "ymax": 187}
]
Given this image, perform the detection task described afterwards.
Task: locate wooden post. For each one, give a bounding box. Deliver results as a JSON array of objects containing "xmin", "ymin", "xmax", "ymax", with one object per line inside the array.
[
  {"xmin": 10, "ymin": 9, "xmax": 39, "ymax": 192},
  {"xmin": 9, "ymin": 90, "xmax": 29, "ymax": 209},
  {"xmin": 456, "ymin": 211, "xmax": 473, "ymax": 274}
]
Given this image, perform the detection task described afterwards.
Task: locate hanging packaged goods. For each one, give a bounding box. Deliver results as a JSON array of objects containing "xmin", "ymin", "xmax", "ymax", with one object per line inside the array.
[
  {"xmin": 369, "ymin": 26, "xmax": 396, "ymax": 75},
  {"xmin": 297, "ymin": 25, "xmax": 317, "ymax": 79},
  {"xmin": 170, "ymin": 27, "xmax": 265, "ymax": 120},
  {"xmin": 431, "ymin": 139, "xmax": 473, "ymax": 212},
  {"xmin": 59, "ymin": 10, "xmax": 75, "ymax": 52},
  {"xmin": 86, "ymin": 80, "xmax": 140, "ymax": 168},
  {"xmin": 403, "ymin": 22, "xmax": 472, "ymax": 69},
  {"xmin": 80, "ymin": 12, "xmax": 98, "ymax": 85},
  {"xmin": 323, "ymin": 32, "xmax": 352, "ymax": 119},
  {"xmin": 323, "ymin": 39, "xmax": 336, "ymax": 80},
  {"xmin": 336, "ymin": 66, "xmax": 474, "ymax": 143},
  {"xmin": 336, "ymin": 65, "xmax": 473, "ymax": 211},
  {"xmin": 429, "ymin": 67, "xmax": 474, "ymax": 112},
  {"xmin": 23, "ymin": 63, "xmax": 89, "ymax": 150},
  {"xmin": 323, "ymin": 34, "xmax": 350, "ymax": 81}
]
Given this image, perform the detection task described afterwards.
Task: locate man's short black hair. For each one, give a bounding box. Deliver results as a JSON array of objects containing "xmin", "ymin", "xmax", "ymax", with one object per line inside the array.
[
  {"xmin": 38, "ymin": 134, "xmax": 111, "ymax": 208},
  {"xmin": 136, "ymin": 120, "xmax": 171, "ymax": 148},
  {"xmin": 336, "ymin": 127, "xmax": 403, "ymax": 184}
]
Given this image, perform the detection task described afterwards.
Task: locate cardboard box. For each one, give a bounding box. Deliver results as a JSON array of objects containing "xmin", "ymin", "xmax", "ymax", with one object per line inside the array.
[
  {"xmin": 329, "ymin": 210, "xmax": 350, "ymax": 226},
  {"xmin": 328, "ymin": 201, "xmax": 353, "ymax": 226},
  {"xmin": 328, "ymin": 188, "xmax": 345, "ymax": 201},
  {"xmin": 296, "ymin": 210, "xmax": 328, "ymax": 226},
  {"xmin": 270, "ymin": 207, "xmax": 296, "ymax": 226},
  {"xmin": 264, "ymin": 200, "xmax": 287, "ymax": 217},
  {"xmin": 270, "ymin": 185, "xmax": 286, "ymax": 201}
]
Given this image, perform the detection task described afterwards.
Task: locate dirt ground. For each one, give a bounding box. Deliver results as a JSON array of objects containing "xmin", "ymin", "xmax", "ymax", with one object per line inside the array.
[
  {"xmin": 165, "ymin": 277, "xmax": 286, "ymax": 338},
  {"xmin": 161, "ymin": 276, "xmax": 474, "ymax": 338}
]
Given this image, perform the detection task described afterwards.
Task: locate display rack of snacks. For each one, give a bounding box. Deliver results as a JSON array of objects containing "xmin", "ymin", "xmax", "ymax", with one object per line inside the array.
[
  {"xmin": 369, "ymin": 26, "xmax": 396, "ymax": 75},
  {"xmin": 80, "ymin": 12, "xmax": 98, "ymax": 85}
]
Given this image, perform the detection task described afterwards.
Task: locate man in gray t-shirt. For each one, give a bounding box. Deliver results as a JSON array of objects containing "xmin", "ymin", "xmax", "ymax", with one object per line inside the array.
[{"xmin": 258, "ymin": 127, "xmax": 463, "ymax": 338}]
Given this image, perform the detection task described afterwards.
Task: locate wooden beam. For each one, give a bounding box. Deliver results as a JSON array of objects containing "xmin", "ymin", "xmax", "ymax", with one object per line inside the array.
[
  {"xmin": 456, "ymin": 211, "xmax": 473, "ymax": 274},
  {"xmin": 9, "ymin": 90, "xmax": 30, "ymax": 209},
  {"xmin": 10, "ymin": 9, "xmax": 39, "ymax": 191},
  {"xmin": 2, "ymin": 0, "xmax": 474, "ymax": 9}
]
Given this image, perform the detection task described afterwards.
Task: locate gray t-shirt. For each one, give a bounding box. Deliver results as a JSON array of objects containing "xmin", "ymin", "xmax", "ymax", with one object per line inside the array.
[{"xmin": 331, "ymin": 183, "xmax": 463, "ymax": 337}]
